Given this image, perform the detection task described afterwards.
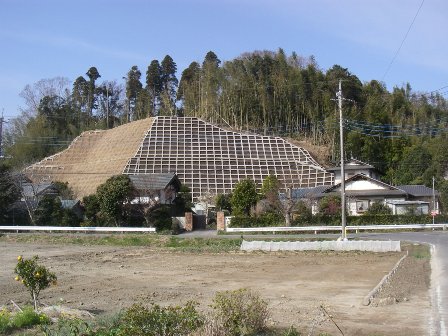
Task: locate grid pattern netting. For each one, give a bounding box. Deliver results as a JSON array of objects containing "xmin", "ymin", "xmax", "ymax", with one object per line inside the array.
[{"xmin": 123, "ymin": 117, "xmax": 334, "ymax": 200}]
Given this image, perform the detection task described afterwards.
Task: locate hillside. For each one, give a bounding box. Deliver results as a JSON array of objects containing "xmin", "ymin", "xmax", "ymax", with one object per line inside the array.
[
  {"xmin": 25, "ymin": 117, "xmax": 333, "ymax": 200},
  {"xmin": 25, "ymin": 118, "xmax": 154, "ymax": 198}
]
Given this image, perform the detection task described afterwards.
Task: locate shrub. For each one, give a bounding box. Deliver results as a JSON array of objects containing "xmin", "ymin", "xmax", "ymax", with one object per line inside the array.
[
  {"xmin": 117, "ymin": 302, "xmax": 203, "ymax": 336},
  {"xmin": 229, "ymin": 212, "xmax": 284, "ymax": 228},
  {"xmin": 147, "ymin": 206, "xmax": 172, "ymax": 231},
  {"xmin": 0, "ymin": 307, "xmax": 49, "ymax": 334},
  {"xmin": 12, "ymin": 306, "xmax": 49, "ymax": 328},
  {"xmin": 282, "ymin": 326, "xmax": 301, "ymax": 336},
  {"xmin": 364, "ymin": 202, "xmax": 392, "ymax": 215},
  {"xmin": 41, "ymin": 317, "xmax": 92, "ymax": 336},
  {"xmin": 14, "ymin": 255, "xmax": 57, "ymax": 310},
  {"xmin": 0, "ymin": 308, "xmax": 11, "ymax": 334},
  {"xmin": 210, "ymin": 288, "xmax": 269, "ymax": 336}
]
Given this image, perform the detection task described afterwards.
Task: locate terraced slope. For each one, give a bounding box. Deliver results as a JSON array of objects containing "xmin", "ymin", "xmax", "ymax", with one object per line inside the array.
[{"xmin": 25, "ymin": 116, "xmax": 333, "ymax": 200}]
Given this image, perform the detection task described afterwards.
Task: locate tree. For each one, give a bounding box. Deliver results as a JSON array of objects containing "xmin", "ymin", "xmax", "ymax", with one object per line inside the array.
[
  {"xmin": 260, "ymin": 175, "xmax": 281, "ymax": 210},
  {"xmin": 231, "ymin": 179, "xmax": 258, "ymax": 216},
  {"xmin": 14, "ymin": 255, "xmax": 57, "ymax": 310},
  {"xmin": 53, "ymin": 181, "xmax": 74, "ymax": 199},
  {"xmin": 215, "ymin": 193, "xmax": 232, "ymax": 213},
  {"xmin": 96, "ymin": 175, "xmax": 133, "ymax": 226},
  {"xmin": 33, "ymin": 195, "xmax": 63, "ymax": 226},
  {"xmin": 177, "ymin": 62, "xmax": 200, "ymax": 116},
  {"xmin": 19, "ymin": 77, "xmax": 71, "ymax": 118},
  {"xmin": 96, "ymin": 80, "xmax": 124, "ymax": 128},
  {"xmin": 125, "ymin": 66, "xmax": 143, "ymax": 120},
  {"xmin": 200, "ymin": 51, "xmax": 221, "ymax": 121},
  {"xmin": 160, "ymin": 55, "xmax": 178, "ymax": 116},
  {"xmin": 82, "ymin": 194, "xmax": 101, "ymax": 224},
  {"xmin": 86, "ymin": 66, "xmax": 101, "ymax": 120},
  {"xmin": 71, "ymin": 76, "xmax": 89, "ymax": 129},
  {"xmin": 0, "ymin": 164, "xmax": 20, "ymax": 222},
  {"xmin": 318, "ymin": 195, "xmax": 341, "ymax": 216},
  {"xmin": 146, "ymin": 60, "xmax": 162, "ymax": 116}
]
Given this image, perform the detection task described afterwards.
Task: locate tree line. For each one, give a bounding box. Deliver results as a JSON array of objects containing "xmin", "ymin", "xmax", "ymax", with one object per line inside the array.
[{"xmin": 3, "ymin": 48, "xmax": 448, "ymax": 206}]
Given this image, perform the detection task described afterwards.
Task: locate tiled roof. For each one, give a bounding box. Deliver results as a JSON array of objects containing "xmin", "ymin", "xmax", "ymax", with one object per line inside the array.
[
  {"xmin": 398, "ymin": 185, "xmax": 439, "ymax": 197},
  {"xmin": 291, "ymin": 185, "xmax": 331, "ymax": 199},
  {"xmin": 128, "ymin": 173, "xmax": 180, "ymax": 191},
  {"xmin": 21, "ymin": 183, "xmax": 56, "ymax": 198}
]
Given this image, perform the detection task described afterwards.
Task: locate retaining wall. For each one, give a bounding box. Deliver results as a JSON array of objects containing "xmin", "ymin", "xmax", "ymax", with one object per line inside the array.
[{"xmin": 240, "ymin": 240, "xmax": 401, "ymax": 252}]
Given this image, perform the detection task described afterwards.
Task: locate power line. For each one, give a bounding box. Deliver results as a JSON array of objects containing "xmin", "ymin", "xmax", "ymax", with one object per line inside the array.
[{"xmin": 381, "ymin": 0, "xmax": 425, "ymax": 81}]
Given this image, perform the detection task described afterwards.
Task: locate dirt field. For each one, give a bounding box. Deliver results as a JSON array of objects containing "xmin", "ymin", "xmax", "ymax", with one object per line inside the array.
[{"xmin": 0, "ymin": 239, "xmax": 430, "ymax": 336}]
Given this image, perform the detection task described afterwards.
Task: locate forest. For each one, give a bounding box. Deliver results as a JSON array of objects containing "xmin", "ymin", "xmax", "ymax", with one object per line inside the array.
[{"xmin": 3, "ymin": 48, "xmax": 448, "ymax": 206}]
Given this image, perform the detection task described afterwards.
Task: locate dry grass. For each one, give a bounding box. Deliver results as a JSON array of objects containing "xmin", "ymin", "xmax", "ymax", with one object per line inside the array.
[{"xmin": 25, "ymin": 118, "xmax": 154, "ymax": 198}]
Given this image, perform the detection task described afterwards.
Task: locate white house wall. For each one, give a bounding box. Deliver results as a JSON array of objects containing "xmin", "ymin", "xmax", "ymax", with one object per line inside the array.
[{"xmin": 345, "ymin": 180, "xmax": 387, "ymax": 191}]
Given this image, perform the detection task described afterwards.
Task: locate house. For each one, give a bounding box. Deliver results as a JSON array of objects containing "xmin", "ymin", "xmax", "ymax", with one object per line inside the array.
[
  {"xmin": 20, "ymin": 182, "xmax": 59, "ymax": 203},
  {"xmin": 292, "ymin": 160, "xmax": 440, "ymax": 216},
  {"xmin": 128, "ymin": 173, "xmax": 181, "ymax": 205},
  {"xmin": 327, "ymin": 158, "xmax": 380, "ymax": 184}
]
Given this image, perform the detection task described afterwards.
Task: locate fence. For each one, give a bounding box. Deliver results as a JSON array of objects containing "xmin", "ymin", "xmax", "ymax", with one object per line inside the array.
[
  {"xmin": 0, "ymin": 226, "xmax": 156, "ymax": 233},
  {"xmin": 225, "ymin": 223, "xmax": 448, "ymax": 233}
]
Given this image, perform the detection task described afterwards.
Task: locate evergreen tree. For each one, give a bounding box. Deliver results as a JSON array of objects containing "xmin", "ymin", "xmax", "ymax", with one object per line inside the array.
[
  {"xmin": 146, "ymin": 60, "xmax": 162, "ymax": 116},
  {"xmin": 160, "ymin": 55, "xmax": 178, "ymax": 116},
  {"xmin": 177, "ymin": 62, "xmax": 200, "ymax": 116},
  {"xmin": 86, "ymin": 67, "xmax": 101, "ymax": 122},
  {"xmin": 126, "ymin": 66, "xmax": 143, "ymax": 120},
  {"xmin": 231, "ymin": 179, "xmax": 258, "ymax": 216},
  {"xmin": 71, "ymin": 76, "xmax": 89, "ymax": 129}
]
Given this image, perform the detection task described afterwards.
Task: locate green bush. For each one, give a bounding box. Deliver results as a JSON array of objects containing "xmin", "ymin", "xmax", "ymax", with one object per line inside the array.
[
  {"xmin": 0, "ymin": 306, "xmax": 49, "ymax": 334},
  {"xmin": 0, "ymin": 308, "xmax": 11, "ymax": 334},
  {"xmin": 147, "ymin": 206, "xmax": 172, "ymax": 231},
  {"xmin": 210, "ymin": 288, "xmax": 269, "ymax": 336},
  {"xmin": 12, "ymin": 306, "xmax": 49, "ymax": 328},
  {"xmin": 229, "ymin": 212, "xmax": 284, "ymax": 228},
  {"xmin": 41, "ymin": 317, "xmax": 92, "ymax": 336},
  {"xmin": 230, "ymin": 213, "xmax": 448, "ymax": 228},
  {"xmin": 117, "ymin": 302, "xmax": 203, "ymax": 336}
]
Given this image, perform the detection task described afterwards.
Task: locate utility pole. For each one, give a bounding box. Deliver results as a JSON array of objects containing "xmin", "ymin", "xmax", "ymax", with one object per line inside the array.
[
  {"xmin": 337, "ymin": 80, "xmax": 347, "ymax": 241},
  {"xmin": 0, "ymin": 109, "xmax": 4, "ymax": 158},
  {"xmin": 106, "ymin": 84, "xmax": 109, "ymax": 128},
  {"xmin": 433, "ymin": 176, "xmax": 436, "ymax": 225}
]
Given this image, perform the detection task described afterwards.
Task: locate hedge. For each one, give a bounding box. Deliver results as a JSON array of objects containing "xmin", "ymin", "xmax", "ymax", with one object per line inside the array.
[{"xmin": 229, "ymin": 214, "xmax": 448, "ymax": 228}]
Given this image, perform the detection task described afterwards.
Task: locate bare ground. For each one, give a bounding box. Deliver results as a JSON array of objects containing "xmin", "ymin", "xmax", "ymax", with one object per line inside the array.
[{"xmin": 0, "ymin": 240, "xmax": 430, "ymax": 336}]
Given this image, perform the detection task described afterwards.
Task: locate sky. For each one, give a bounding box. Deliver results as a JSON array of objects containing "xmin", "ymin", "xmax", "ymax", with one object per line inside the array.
[{"xmin": 1, "ymin": 0, "xmax": 447, "ymax": 120}]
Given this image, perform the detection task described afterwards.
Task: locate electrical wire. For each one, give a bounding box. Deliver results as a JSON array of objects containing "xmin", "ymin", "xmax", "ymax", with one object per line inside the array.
[{"xmin": 381, "ymin": 0, "xmax": 425, "ymax": 81}]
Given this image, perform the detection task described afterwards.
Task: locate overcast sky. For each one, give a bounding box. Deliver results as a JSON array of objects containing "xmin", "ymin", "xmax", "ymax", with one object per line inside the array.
[{"xmin": 1, "ymin": 0, "xmax": 447, "ymax": 119}]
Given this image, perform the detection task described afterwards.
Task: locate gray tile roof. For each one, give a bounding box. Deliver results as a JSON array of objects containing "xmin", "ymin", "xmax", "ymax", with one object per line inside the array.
[
  {"xmin": 398, "ymin": 185, "xmax": 439, "ymax": 197},
  {"xmin": 291, "ymin": 185, "xmax": 331, "ymax": 199},
  {"xmin": 21, "ymin": 183, "xmax": 57, "ymax": 198},
  {"xmin": 128, "ymin": 173, "xmax": 180, "ymax": 191}
]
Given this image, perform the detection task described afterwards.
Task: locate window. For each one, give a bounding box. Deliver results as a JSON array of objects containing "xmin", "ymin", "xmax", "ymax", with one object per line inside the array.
[{"xmin": 356, "ymin": 200, "xmax": 369, "ymax": 213}]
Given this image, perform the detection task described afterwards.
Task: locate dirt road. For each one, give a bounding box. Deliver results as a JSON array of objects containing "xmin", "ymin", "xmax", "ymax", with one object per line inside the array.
[{"xmin": 0, "ymin": 240, "xmax": 430, "ymax": 335}]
